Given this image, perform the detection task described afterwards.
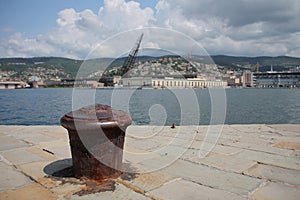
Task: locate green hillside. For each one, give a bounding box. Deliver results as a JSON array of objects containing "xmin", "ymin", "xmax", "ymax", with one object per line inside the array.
[{"xmin": 1, "ymin": 55, "xmax": 299, "ymax": 78}]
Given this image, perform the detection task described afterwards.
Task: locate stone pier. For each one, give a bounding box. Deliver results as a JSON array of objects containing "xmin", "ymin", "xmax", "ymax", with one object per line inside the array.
[{"xmin": 0, "ymin": 124, "xmax": 299, "ymax": 199}]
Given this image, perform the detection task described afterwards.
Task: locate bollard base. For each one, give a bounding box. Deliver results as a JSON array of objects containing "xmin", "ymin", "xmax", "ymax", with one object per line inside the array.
[
  {"xmin": 60, "ymin": 104, "xmax": 131, "ymax": 181},
  {"xmin": 67, "ymin": 128, "xmax": 125, "ymax": 180}
]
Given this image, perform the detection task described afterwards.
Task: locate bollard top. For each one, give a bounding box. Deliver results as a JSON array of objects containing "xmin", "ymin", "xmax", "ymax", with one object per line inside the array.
[{"xmin": 60, "ymin": 104, "xmax": 132, "ymax": 131}]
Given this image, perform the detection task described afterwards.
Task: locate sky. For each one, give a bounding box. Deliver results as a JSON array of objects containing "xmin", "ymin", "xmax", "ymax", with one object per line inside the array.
[{"xmin": 0, "ymin": 0, "xmax": 299, "ymax": 59}]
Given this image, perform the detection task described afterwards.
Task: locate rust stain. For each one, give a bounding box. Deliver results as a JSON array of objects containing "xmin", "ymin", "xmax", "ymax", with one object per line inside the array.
[
  {"xmin": 46, "ymin": 171, "xmax": 117, "ymax": 196},
  {"xmin": 120, "ymin": 163, "xmax": 138, "ymax": 181},
  {"xmin": 74, "ymin": 179, "xmax": 116, "ymax": 196},
  {"xmin": 116, "ymin": 179, "xmax": 160, "ymax": 200},
  {"xmin": 273, "ymin": 141, "xmax": 300, "ymax": 150}
]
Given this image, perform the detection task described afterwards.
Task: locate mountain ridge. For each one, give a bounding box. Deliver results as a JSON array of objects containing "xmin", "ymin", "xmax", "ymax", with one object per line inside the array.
[{"xmin": 1, "ymin": 55, "xmax": 299, "ymax": 78}]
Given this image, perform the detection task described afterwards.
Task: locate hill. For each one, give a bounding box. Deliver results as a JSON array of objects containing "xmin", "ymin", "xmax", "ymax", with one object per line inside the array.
[
  {"xmin": 1, "ymin": 55, "xmax": 299, "ymax": 79},
  {"xmin": 211, "ymin": 55, "xmax": 300, "ymax": 71}
]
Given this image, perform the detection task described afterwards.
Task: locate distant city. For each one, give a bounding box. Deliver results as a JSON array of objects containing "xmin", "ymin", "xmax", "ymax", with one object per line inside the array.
[{"xmin": 0, "ymin": 55, "xmax": 300, "ymax": 89}]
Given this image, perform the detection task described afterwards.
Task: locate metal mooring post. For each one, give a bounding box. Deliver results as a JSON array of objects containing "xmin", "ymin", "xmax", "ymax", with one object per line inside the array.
[{"xmin": 60, "ymin": 104, "xmax": 132, "ymax": 180}]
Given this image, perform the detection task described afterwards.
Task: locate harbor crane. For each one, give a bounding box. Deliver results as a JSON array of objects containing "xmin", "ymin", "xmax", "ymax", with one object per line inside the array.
[
  {"xmin": 120, "ymin": 33, "xmax": 143, "ymax": 77},
  {"xmin": 99, "ymin": 33, "xmax": 143, "ymax": 85}
]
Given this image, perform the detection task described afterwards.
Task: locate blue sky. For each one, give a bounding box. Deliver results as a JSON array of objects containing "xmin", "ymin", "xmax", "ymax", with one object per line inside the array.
[
  {"xmin": 0, "ymin": 0, "xmax": 299, "ymax": 58},
  {"xmin": 1, "ymin": 0, "xmax": 95, "ymax": 37},
  {"xmin": 0, "ymin": 0, "xmax": 157, "ymax": 37}
]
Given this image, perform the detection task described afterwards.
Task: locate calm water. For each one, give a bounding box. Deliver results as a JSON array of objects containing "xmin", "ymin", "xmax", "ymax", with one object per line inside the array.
[{"xmin": 0, "ymin": 88, "xmax": 299, "ymax": 125}]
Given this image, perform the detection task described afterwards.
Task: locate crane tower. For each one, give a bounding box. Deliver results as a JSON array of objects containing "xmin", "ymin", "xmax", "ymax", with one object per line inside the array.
[
  {"xmin": 99, "ymin": 33, "xmax": 143, "ymax": 85},
  {"xmin": 120, "ymin": 33, "xmax": 144, "ymax": 77}
]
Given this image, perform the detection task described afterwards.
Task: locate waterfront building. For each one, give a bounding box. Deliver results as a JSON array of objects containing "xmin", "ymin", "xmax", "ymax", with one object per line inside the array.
[
  {"xmin": 113, "ymin": 76, "xmax": 122, "ymax": 85},
  {"xmin": 227, "ymin": 77, "xmax": 242, "ymax": 87},
  {"xmin": 121, "ymin": 77, "xmax": 227, "ymax": 88},
  {"xmin": 152, "ymin": 77, "xmax": 187, "ymax": 88},
  {"xmin": 242, "ymin": 71, "xmax": 253, "ymax": 87},
  {"xmin": 253, "ymin": 71, "xmax": 300, "ymax": 88},
  {"xmin": 121, "ymin": 77, "xmax": 152, "ymax": 88},
  {"xmin": 0, "ymin": 81, "xmax": 27, "ymax": 89}
]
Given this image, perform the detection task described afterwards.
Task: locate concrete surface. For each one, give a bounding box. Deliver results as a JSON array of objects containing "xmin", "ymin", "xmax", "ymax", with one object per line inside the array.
[{"xmin": 0, "ymin": 124, "xmax": 299, "ymax": 199}]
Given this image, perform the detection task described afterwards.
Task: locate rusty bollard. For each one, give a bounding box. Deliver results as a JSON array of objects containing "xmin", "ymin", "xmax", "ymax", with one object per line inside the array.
[{"xmin": 60, "ymin": 104, "xmax": 132, "ymax": 180}]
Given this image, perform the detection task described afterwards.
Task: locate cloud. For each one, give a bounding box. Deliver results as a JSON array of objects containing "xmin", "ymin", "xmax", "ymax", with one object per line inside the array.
[
  {"xmin": 154, "ymin": 0, "xmax": 300, "ymax": 56},
  {"xmin": 0, "ymin": 0, "xmax": 299, "ymax": 58},
  {"xmin": 0, "ymin": 0, "xmax": 155, "ymax": 59}
]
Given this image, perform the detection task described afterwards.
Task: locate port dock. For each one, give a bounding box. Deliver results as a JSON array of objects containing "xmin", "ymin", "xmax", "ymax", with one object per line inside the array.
[{"xmin": 0, "ymin": 124, "xmax": 299, "ymax": 199}]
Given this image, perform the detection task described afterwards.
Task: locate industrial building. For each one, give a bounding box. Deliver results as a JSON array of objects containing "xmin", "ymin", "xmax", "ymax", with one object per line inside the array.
[
  {"xmin": 120, "ymin": 76, "xmax": 227, "ymax": 88},
  {"xmin": 253, "ymin": 71, "xmax": 300, "ymax": 88},
  {"xmin": 0, "ymin": 81, "xmax": 27, "ymax": 89}
]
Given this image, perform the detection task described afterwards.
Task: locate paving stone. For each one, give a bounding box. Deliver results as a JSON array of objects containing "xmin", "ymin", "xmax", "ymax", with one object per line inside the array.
[
  {"xmin": 128, "ymin": 151, "xmax": 181, "ymax": 173},
  {"xmin": 5, "ymin": 130, "xmax": 42, "ymax": 140},
  {"xmin": 229, "ymin": 144, "xmax": 294, "ymax": 158},
  {"xmin": 181, "ymin": 144, "xmax": 243, "ymax": 162},
  {"xmin": 235, "ymin": 149, "xmax": 300, "ymax": 171},
  {"xmin": 5, "ymin": 125, "xmax": 64, "ymax": 134},
  {"xmin": 70, "ymin": 182, "xmax": 151, "ymax": 200},
  {"xmin": 126, "ymin": 125, "xmax": 162, "ymax": 138},
  {"xmin": 127, "ymin": 126, "xmax": 198, "ymax": 143},
  {"xmin": 187, "ymin": 153, "xmax": 256, "ymax": 173},
  {"xmin": 1, "ymin": 125, "xmax": 300, "ymax": 199},
  {"xmin": 1, "ymin": 149, "xmax": 44, "ymax": 165},
  {"xmin": 26, "ymin": 146, "xmax": 57, "ymax": 161},
  {"xmin": 0, "ymin": 162, "xmax": 32, "ymax": 191},
  {"xmin": 21, "ymin": 133, "xmax": 59, "ymax": 145},
  {"xmin": 123, "ymin": 148, "xmax": 159, "ymax": 166},
  {"xmin": 4, "ymin": 126, "xmax": 60, "ymax": 141},
  {"xmin": 273, "ymin": 141, "xmax": 300, "ymax": 150},
  {"xmin": 43, "ymin": 130, "xmax": 69, "ymax": 139},
  {"xmin": 125, "ymin": 137, "xmax": 164, "ymax": 151},
  {"xmin": 0, "ymin": 154, "xmax": 13, "ymax": 165},
  {"xmin": 0, "ymin": 134, "xmax": 30, "ymax": 151},
  {"xmin": 18, "ymin": 161, "xmax": 53, "ymax": 180},
  {"xmin": 251, "ymin": 182, "xmax": 300, "ymax": 200},
  {"xmin": 120, "ymin": 171, "xmax": 177, "ymax": 192},
  {"xmin": 290, "ymin": 150, "xmax": 300, "ymax": 157},
  {"xmin": 36, "ymin": 177, "xmax": 61, "ymax": 189},
  {"xmin": 230, "ymin": 124, "xmax": 274, "ymax": 134},
  {"xmin": 189, "ymin": 141, "xmax": 242, "ymax": 155},
  {"xmin": 244, "ymin": 163, "xmax": 300, "ymax": 186},
  {"xmin": 161, "ymin": 159, "xmax": 262, "ymax": 195},
  {"xmin": 268, "ymin": 124, "xmax": 300, "ymax": 135},
  {"xmin": 19, "ymin": 159, "xmax": 72, "ymax": 180},
  {"xmin": 38, "ymin": 140, "xmax": 71, "ymax": 159},
  {"xmin": 150, "ymin": 179, "xmax": 247, "ymax": 200},
  {"xmin": 0, "ymin": 183, "xmax": 57, "ymax": 200},
  {"xmin": 35, "ymin": 125, "xmax": 67, "ymax": 135},
  {"xmin": 0, "ymin": 126, "xmax": 29, "ymax": 136},
  {"xmin": 50, "ymin": 182, "xmax": 84, "ymax": 197}
]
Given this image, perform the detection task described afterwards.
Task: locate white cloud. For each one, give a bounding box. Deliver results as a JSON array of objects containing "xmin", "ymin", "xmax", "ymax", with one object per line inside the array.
[
  {"xmin": 154, "ymin": 0, "xmax": 300, "ymax": 56},
  {"xmin": 0, "ymin": 0, "xmax": 155, "ymax": 59},
  {"xmin": 0, "ymin": 0, "xmax": 299, "ymax": 58},
  {"xmin": 98, "ymin": 0, "xmax": 154, "ymax": 31}
]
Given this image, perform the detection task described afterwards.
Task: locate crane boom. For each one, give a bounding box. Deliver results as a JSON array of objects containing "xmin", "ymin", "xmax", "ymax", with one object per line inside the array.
[
  {"xmin": 99, "ymin": 33, "xmax": 143, "ymax": 85},
  {"xmin": 120, "ymin": 33, "xmax": 144, "ymax": 77}
]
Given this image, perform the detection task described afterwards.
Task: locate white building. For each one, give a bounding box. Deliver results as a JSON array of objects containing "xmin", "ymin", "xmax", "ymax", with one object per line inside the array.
[
  {"xmin": 121, "ymin": 77, "xmax": 227, "ymax": 88},
  {"xmin": 121, "ymin": 77, "xmax": 152, "ymax": 88}
]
